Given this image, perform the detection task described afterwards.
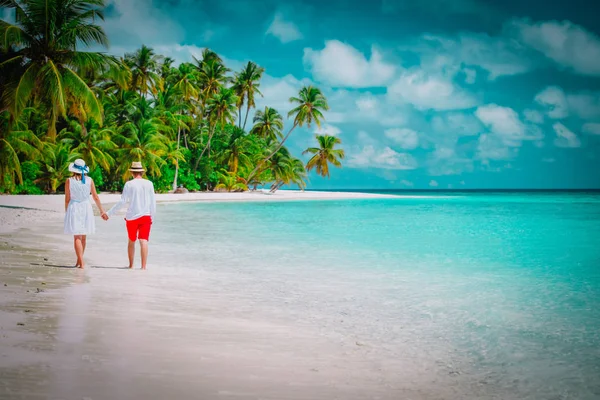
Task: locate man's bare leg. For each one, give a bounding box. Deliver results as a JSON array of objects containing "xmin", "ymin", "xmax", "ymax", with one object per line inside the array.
[
  {"xmin": 128, "ymin": 240, "xmax": 135, "ymax": 269},
  {"xmin": 139, "ymin": 239, "xmax": 149, "ymax": 270}
]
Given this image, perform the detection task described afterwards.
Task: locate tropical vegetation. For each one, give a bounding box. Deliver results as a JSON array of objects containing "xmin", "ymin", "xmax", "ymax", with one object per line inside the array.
[{"xmin": 0, "ymin": 0, "xmax": 344, "ymax": 194}]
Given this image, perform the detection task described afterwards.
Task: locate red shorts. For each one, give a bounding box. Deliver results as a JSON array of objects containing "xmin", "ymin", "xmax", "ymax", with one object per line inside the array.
[{"xmin": 126, "ymin": 216, "xmax": 152, "ymax": 242}]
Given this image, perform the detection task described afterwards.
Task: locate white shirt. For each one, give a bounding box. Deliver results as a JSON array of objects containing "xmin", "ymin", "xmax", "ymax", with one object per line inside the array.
[{"xmin": 107, "ymin": 178, "xmax": 156, "ymax": 221}]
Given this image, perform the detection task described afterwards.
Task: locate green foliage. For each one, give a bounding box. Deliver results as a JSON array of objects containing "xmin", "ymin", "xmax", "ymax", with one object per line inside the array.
[{"xmin": 0, "ymin": 1, "xmax": 341, "ymax": 195}]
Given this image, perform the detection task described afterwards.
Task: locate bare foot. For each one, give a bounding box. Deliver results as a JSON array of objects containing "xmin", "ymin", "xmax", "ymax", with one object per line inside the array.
[
  {"xmin": 141, "ymin": 267, "xmax": 146, "ymax": 270},
  {"xmin": 128, "ymin": 265, "xmax": 134, "ymax": 269}
]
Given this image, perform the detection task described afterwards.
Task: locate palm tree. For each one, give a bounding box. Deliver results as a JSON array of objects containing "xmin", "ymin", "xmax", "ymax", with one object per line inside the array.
[
  {"xmin": 219, "ymin": 126, "xmax": 252, "ymax": 174},
  {"xmin": 115, "ymin": 114, "xmax": 169, "ymax": 178},
  {"xmin": 303, "ymin": 134, "xmax": 345, "ymax": 178},
  {"xmin": 232, "ymin": 61, "xmax": 264, "ymax": 130},
  {"xmin": 59, "ymin": 120, "xmax": 116, "ymax": 172},
  {"xmin": 35, "ymin": 142, "xmax": 73, "ymax": 193},
  {"xmin": 196, "ymin": 55, "xmax": 229, "ymax": 113},
  {"xmin": 0, "ymin": 109, "xmax": 43, "ymax": 189},
  {"xmin": 246, "ymin": 86, "xmax": 329, "ymax": 182},
  {"xmin": 0, "ymin": 0, "xmax": 115, "ymax": 140},
  {"xmin": 198, "ymin": 87, "xmax": 238, "ymax": 161},
  {"xmin": 250, "ymin": 106, "xmax": 283, "ymax": 143},
  {"xmin": 214, "ymin": 170, "xmax": 247, "ymax": 192},
  {"xmin": 124, "ymin": 45, "xmax": 163, "ymax": 97}
]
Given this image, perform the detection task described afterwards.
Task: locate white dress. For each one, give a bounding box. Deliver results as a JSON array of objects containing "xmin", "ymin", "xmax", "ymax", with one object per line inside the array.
[{"xmin": 64, "ymin": 177, "xmax": 96, "ymax": 235}]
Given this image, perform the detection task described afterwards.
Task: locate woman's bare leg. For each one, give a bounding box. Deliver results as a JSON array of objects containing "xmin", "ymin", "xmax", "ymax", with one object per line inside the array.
[
  {"xmin": 81, "ymin": 235, "xmax": 87, "ymax": 256},
  {"xmin": 74, "ymin": 235, "xmax": 85, "ymax": 268}
]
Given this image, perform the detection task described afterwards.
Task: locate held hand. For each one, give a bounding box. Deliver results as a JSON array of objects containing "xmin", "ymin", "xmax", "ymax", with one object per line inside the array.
[{"xmin": 101, "ymin": 212, "xmax": 109, "ymax": 221}]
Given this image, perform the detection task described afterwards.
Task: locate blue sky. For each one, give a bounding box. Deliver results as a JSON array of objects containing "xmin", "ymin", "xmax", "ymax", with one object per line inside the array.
[{"xmin": 98, "ymin": 0, "xmax": 600, "ymax": 189}]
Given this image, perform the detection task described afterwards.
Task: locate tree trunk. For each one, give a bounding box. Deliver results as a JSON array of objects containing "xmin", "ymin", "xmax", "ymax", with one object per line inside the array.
[
  {"xmin": 172, "ymin": 126, "xmax": 181, "ymax": 192},
  {"xmin": 245, "ymin": 123, "xmax": 297, "ymax": 183},
  {"xmin": 238, "ymin": 105, "xmax": 242, "ymax": 128},
  {"xmin": 242, "ymin": 103, "xmax": 251, "ymax": 131},
  {"xmin": 193, "ymin": 122, "xmax": 216, "ymax": 173}
]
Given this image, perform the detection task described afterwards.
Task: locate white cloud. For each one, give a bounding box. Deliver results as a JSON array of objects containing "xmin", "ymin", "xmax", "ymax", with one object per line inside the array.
[
  {"xmin": 384, "ymin": 128, "xmax": 419, "ymax": 149},
  {"xmin": 314, "ymin": 124, "xmax": 341, "ymax": 136},
  {"xmin": 347, "ymin": 145, "xmax": 418, "ymax": 170},
  {"xmin": 387, "ymin": 70, "xmax": 478, "ymax": 110},
  {"xmin": 266, "ymin": 12, "xmax": 303, "ymax": 43},
  {"xmin": 511, "ymin": 18, "xmax": 600, "ymax": 76},
  {"xmin": 523, "ymin": 109, "xmax": 544, "ymax": 124},
  {"xmin": 429, "ymin": 180, "xmax": 439, "ymax": 187},
  {"xmin": 582, "ymin": 123, "xmax": 600, "ymax": 135},
  {"xmin": 400, "ymin": 179, "xmax": 414, "ymax": 187},
  {"xmin": 534, "ymin": 86, "xmax": 569, "ymax": 119},
  {"xmin": 427, "ymin": 146, "xmax": 474, "ymax": 176},
  {"xmin": 303, "ymin": 40, "xmax": 396, "ymax": 88},
  {"xmin": 542, "ymin": 158, "xmax": 556, "ymax": 163},
  {"xmin": 431, "ymin": 112, "xmax": 482, "ymax": 136},
  {"xmin": 534, "ymin": 86, "xmax": 600, "ymax": 120},
  {"xmin": 476, "ymin": 133, "xmax": 515, "ymax": 161},
  {"xmin": 255, "ymin": 74, "xmax": 310, "ymax": 117},
  {"xmin": 463, "ymin": 68, "xmax": 477, "ymax": 84},
  {"xmin": 410, "ymin": 33, "xmax": 535, "ymax": 80},
  {"xmin": 553, "ymin": 122, "xmax": 581, "ymax": 148},
  {"xmin": 475, "ymin": 104, "xmax": 542, "ymax": 144},
  {"xmin": 101, "ymin": 0, "xmax": 184, "ymax": 47},
  {"xmin": 566, "ymin": 93, "xmax": 600, "ymax": 120},
  {"xmin": 355, "ymin": 95, "xmax": 378, "ymax": 112}
]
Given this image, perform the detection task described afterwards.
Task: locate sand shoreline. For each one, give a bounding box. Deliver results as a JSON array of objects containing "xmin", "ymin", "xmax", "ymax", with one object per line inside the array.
[
  {"xmin": 0, "ymin": 193, "xmax": 471, "ymax": 399},
  {"xmin": 0, "ymin": 189, "xmax": 404, "ymax": 213}
]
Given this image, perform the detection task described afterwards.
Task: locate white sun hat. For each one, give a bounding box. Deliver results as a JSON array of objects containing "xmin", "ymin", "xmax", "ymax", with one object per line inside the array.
[{"xmin": 68, "ymin": 159, "xmax": 90, "ymax": 183}]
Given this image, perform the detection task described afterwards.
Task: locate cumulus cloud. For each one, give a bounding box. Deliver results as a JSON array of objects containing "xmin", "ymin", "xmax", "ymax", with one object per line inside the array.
[
  {"xmin": 510, "ymin": 18, "xmax": 600, "ymax": 76},
  {"xmin": 523, "ymin": 109, "xmax": 545, "ymax": 124},
  {"xmin": 255, "ymin": 74, "xmax": 310, "ymax": 117},
  {"xmin": 475, "ymin": 104, "xmax": 542, "ymax": 144},
  {"xmin": 387, "ymin": 70, "xmax": 479, "ymax": 110},
  {"xmin": 314, "ymin": 124, "xmax": 342, "ymax": 136},
  {"xmin": 400, "ymin": 179, "xmax": 414, "ymax": 187},
  {"xmin": 476, "ymin": 133, "xmax": 515, "ymax": 161},
  {"xmin": 582, "ymin": 123, "xmax": 600, "ymax": 135},
  {"xmin": 534, "ymin": 86, "xmax": 600, "ymax": 120},
  {"xmin": 427, "ymin": 146, "xmax": 474, "ymax": 176},
  {"xmin": 553, "ymin": 123, "xmax": 581, "ymax": 148},
  {"xmin": 566, "ymin": 92, "xmax": 600, "ymax": 120},
  {"xmin": 429, "ymin": 180, "xmax": 439, "ymax": 187},
  {"xmin": 303, "ymin": 40, "xmax": 396, "ymax": 87},
  {"xmin": 431, "ymin": 112, "xmax": 482, "ymax": 136},
  {"xmin": 384, "ymin": 128, "xmax": 419, "ymax": 149},
  {"xmin": 347, "ymin": 145, "xmax": 418, "ymax": 170},
  {"xmin": 534, "ymin": 86, "xmax": 569, "ymax": 119},
  {"xmin": 266, "ymin": 12, "xmax": 303, "ymax": 43},
  {"xmin": 407, "ymin": 33, "xmax": 535, "ymax": 80}
]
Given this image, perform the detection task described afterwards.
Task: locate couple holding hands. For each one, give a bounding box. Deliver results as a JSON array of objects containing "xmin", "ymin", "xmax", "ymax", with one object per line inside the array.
[{"xmin": 64, "ymin": 160, "xmax": 156, "ymax": 270}]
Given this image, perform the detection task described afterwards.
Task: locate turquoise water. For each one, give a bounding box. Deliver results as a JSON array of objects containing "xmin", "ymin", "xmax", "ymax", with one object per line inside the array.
[{"xmin": 153, "ymin": 193, "xmax": 600, "ymax": 398}]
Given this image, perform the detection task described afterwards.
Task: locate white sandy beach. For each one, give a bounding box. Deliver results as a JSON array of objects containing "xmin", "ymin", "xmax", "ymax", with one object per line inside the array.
[{"xmin": 1, "ymin": 190, "xmax": 467, "ymax": 400}]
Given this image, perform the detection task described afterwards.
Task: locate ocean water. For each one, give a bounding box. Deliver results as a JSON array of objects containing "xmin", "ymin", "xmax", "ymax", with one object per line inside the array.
[{"xmin": 149, "ymin": 193, "xmax": 600, "ymax": 398}]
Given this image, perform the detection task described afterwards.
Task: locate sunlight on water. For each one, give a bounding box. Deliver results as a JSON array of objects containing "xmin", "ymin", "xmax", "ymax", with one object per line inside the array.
[{"xmin": 150, "ymin": 194, "xmax": 600, "ymax": 399}]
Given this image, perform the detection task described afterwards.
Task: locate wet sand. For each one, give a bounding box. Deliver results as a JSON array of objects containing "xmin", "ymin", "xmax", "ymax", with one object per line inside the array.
[{"xmin": 0, "ymin": 193, "xmax": 465, "ymax": 400}]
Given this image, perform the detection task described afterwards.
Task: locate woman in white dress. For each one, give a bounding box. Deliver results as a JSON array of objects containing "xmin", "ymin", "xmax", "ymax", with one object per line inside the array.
[{"xmin": 64, "ymin": 159, "xmax": 108, "ymax": 268}]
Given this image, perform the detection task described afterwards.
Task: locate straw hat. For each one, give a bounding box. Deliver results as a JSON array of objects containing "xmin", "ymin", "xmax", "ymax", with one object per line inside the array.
[
  {"xmin": 129, "ymin": 161, "xmax": 145, "ymax": 172},
  {"xmin": 68, "ymin": 159, "xmax": 89, "ymax": 174}
]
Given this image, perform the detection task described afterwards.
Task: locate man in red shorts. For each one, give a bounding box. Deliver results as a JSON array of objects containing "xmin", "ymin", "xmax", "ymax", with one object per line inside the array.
[{"xmin": 105, "ymin": 162, "xmax": 156, "ymax": 270}]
